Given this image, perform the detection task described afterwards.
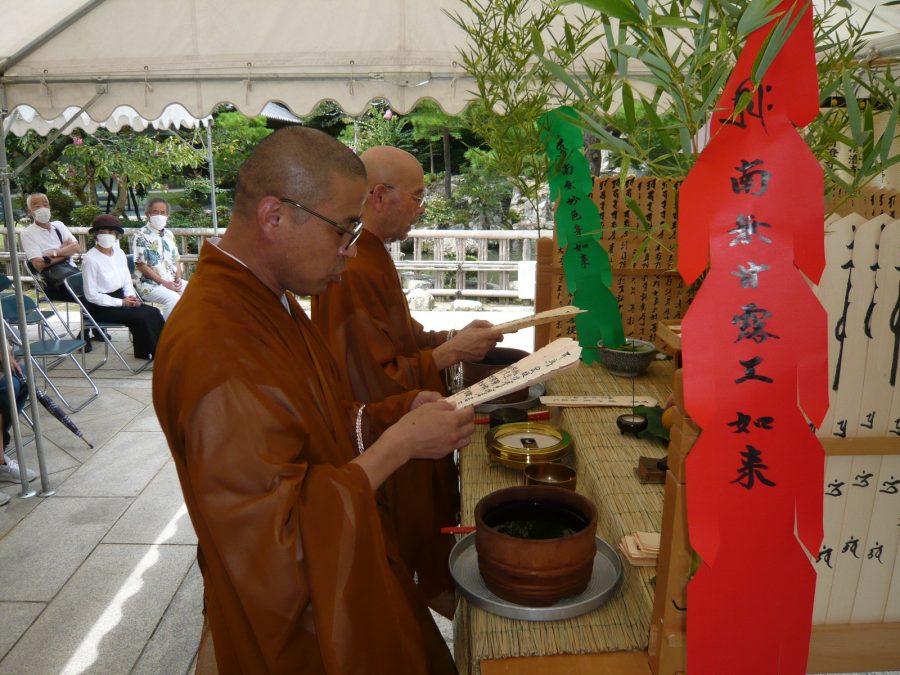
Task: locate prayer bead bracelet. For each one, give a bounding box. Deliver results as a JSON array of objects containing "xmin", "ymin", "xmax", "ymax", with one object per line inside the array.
[{"xmin": 355, "ymin": 404, "xmax": 366, "ymax": 454}]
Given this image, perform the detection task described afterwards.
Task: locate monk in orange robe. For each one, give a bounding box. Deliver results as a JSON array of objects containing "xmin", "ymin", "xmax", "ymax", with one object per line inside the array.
[
  {"xmin": 153, "ymin": 128, "xmax": 474, "ymax": 674},
  {"xmin": 312, "ymin": 146, "xmax": 500, "ymax": 617}
]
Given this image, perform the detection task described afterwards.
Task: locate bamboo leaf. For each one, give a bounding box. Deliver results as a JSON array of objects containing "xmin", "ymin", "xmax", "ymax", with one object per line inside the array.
[
  {"xmin": 863, "ymin": 101, "xmax": 875, "ymax": 156},
  {"xmin": 879, "ymin": 103, "xmax": 899, "ymax": 164},
  {"xmin": 842, "ymin": 73, "xmax": 865, "ymax": 146},
  {"xmin": 625, "ymin": 197, "xmax": 651, "ymax": 230},
  {"xmin": 564, "ymin": 22, "xmax": 576, "ymax": 54},
  {"xmin": 652, "ymin": 16, "xmax": 702, "ymax": 29},
  {"xmin": 622, "ymin": 81, "xmax": 636, "ymax": 129},
  {"xmin": 750, "ymin": 5, "xmax": 803, "ymax": 86},
  {"xmin": 536, "ymin": 54, "xmax": 585, "ymax": 98},
  {"xmin": 559, "ymin": 0, "xmax": 643, "ymax": 24},
  {"xmin": 531, "ymin": 26, "xmax": 545, "ymax": 57},
  {"xmin": 737, "ymin": 0, "xmax": 781, "ymax": 39}
]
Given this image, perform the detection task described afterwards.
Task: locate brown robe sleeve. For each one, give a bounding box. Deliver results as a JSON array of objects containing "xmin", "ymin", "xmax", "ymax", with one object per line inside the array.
[
  {"xmin": 154, "ymin": 243, "xmax": 455, "ymax": 674},
  {"xmin": 312, "ymin": 232, "xmax": 460, "ymax": 619},
  {"xmin": 312, "ymin": 231, "xmax": 446, "ymax": 402}
]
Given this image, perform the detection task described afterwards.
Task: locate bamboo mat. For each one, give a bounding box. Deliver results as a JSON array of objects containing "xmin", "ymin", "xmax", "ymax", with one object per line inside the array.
[{"xmin": 456, "ymin": 359, "xmax": 674, "ymax": 674}]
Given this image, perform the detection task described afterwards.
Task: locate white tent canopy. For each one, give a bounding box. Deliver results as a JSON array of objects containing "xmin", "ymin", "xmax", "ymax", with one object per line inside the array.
[
  {"xmin": 1, "ymin": 0, "xmax": 897, "ymax": 122},
  {"xmin": 2, "ymin": 102, "xmax": 211, "ymax": 136},
  {"xmin": 0, "ymin": 0, "xmax": 484, "ymax": 120}
]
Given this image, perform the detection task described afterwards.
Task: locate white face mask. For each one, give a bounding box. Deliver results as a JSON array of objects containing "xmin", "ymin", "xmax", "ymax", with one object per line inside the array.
[
  {"xmin": 33, "ymin": 207, "xmax": 51, "ymax": 224},
  {"xmin": 96, "ymin": 233, "xmax": 118, "ymax": 249},
  {"xmin": 148, "ymin": 214, "xmax": 168, "ymax": 231}
]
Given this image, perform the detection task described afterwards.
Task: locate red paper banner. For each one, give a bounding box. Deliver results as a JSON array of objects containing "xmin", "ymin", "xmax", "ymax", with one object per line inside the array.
[{"xmin": 678, "ymin": 2, "xmax": 828, "ymax": 672}]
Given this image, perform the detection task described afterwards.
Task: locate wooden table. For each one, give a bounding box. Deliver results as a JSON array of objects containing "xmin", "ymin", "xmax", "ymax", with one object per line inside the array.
[{"xmin": 454, "ymin": 358, "xmax": 674, "ymax": 675}]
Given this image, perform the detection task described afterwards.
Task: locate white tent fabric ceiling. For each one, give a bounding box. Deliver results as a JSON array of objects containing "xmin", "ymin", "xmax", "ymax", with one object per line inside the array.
[
  {"xmin": 1, "ymin": 0, "xmax": 897, "ymax": 124},
  {"xmin": 2, "ymin": 103, "xmax": 211, "ymax": 136}
]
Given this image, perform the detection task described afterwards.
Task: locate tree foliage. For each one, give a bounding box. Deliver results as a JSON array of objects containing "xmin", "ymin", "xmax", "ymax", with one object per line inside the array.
[
  {"xmin": 408, "ymin": 100, "xmax": 469, "ymax": 196},
  {"xmin": 337, "ymin": 100, "xmax": 414, "ymax": 154},
  {"xmin": 8, "ymin": 127, "xmax": 203, "ymax": 216},
  {"xmin": 541, "ymin": 0, "xmax": 899, "ymax": 208},
  {"xmin": 447, "ymin": 0, "xmax": 610, "ymax": 227},
  {"xmin": 210, "ymin": 109, "xmax": 273, "ymax": 188}
]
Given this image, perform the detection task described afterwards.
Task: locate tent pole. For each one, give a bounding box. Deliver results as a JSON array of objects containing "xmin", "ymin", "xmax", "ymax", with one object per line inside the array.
[
  {"xmin": 207, "ymin": 123, "xmax": 218, "ymax": 235},
  {"xmin": 0, "ymin": 86, "xmax": 53, "ymax": 497}
]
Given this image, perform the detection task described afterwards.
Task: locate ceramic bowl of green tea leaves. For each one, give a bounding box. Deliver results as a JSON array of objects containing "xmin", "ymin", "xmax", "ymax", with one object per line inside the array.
[{"xmin": 596, "ymin": 338, "xmax": 656, "ymax": 377}]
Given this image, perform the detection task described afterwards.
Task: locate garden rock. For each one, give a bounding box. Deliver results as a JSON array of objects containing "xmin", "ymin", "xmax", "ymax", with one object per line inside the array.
[
  {"xmin": 407, "ymin": 288, "xmax": 435, "ymax": 310},
  {"xmin": 450, "ymin": 299, "xmax": 483, "ymax": 311}
]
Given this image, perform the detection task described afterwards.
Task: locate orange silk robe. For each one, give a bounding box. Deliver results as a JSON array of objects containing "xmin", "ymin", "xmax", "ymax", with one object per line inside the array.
[
  {"xmin": 153, "ymin": 242, "xmax": 456, "ymax": 674},
  {"xmin": 311, "ymin": 229, "xmax": 459, "ymax": 616}
]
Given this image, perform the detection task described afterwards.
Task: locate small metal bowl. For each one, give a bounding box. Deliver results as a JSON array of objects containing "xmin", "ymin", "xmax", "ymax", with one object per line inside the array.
[{"xmin": 524, "ymin": 462, "xmax": 577, "ymax": 491}]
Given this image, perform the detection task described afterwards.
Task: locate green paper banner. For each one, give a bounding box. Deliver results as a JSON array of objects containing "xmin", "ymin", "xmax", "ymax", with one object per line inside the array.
[{"xmin": 539, "ymin": 106, "xmax": 625, "ymax": 355}]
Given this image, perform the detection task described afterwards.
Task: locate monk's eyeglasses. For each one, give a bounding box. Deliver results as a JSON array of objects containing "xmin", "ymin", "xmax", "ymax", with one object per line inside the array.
[
  {"xmin": 381, "ymin": 184, "xmax": 427, "ymax": 207},
  {"xmin": 280, "ymin": 197, "xmax": 363, "ymax": 249}
]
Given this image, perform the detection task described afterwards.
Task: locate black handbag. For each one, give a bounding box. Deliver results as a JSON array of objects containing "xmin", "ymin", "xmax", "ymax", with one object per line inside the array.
[
  {"xmin": 40, "ymin": 261, "xmax": 78, "ymax": 288},
  {"xmin": 38, "ymin": 226, "xmax": 78, "ymax": 290}
]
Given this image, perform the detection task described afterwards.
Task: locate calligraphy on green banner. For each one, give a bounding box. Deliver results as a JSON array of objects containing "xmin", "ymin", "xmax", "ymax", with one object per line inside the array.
[{"xmin": 539, "ymin": 106, "xmax": 625, "ymax": 360}]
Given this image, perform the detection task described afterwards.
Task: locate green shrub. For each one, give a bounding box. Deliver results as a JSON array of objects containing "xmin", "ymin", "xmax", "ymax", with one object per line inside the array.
[
  {"xmin": 70, "ymin": 205, "xmax": 103, "ymax": 228},
  {"xmin": 46, "ymin": 189, "xmax": 75, "ymax": 224}
]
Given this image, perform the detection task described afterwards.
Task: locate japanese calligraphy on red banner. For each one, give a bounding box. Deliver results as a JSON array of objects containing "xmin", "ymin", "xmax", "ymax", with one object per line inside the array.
[{"xmin": 677, "ymin": 2, "xmax": 829, "ymax": 672}]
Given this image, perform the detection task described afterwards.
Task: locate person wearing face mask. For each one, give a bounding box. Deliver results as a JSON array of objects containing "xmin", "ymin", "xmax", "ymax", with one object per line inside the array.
[
  {"xmin": 81, "ymin": 215, "xmax": 165, "ymax": 361},
  {"xmin": 131, "ymin": 198, "xmax": 187, "ymax": 319},
  {"xmin": 20, "ymin": 192, "xmax": 83, "ymax": 302}
]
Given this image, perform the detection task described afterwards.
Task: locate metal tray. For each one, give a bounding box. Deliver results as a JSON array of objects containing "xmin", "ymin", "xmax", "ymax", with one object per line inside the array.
[
  {"xmin": 449, "ymin": 532, "xmax": 623, "ymax": 621},
  {"xmin": 475, "ymin": 383, "xmax": 546, "ymax": 414}
]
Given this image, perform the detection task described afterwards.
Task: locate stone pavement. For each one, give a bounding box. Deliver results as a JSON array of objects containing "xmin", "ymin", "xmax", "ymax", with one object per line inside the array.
[{"xmin": 0, "ymin": 305, "xmax": 532, "ymax": 674}]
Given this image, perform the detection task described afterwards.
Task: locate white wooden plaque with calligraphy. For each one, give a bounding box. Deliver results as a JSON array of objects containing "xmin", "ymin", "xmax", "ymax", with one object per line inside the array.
[
  {"xmin": 858, "ymin": 220, "xmax": 900, "ymax": 437},
  {"xmin": 539, "ymin": 395, "xmax": 659, "ymax": 408},
  {"xmin": 824, "ymin": 456, "xmax": 881, "ymax": 623},
  {"xmin": 813, "ymin": 456, "xmax": 852, "ymax": 624},
  {"xmin": 446, "ymin": 338, "xmax": 581, "ymax": 409},
  {"xmin": 493, "ymin": 305, "xmax": 586, "ymax": 334},
  {"xmin": 850, "ymin": 455, "xmax": 900, "ymax": 623},
  {"xmin": 814, "ymin": 214, "xmax": 864, "ymax": 435},
  {"xmin": 829, "ymin": 216, "xmax": 889, "ymax": 438}
]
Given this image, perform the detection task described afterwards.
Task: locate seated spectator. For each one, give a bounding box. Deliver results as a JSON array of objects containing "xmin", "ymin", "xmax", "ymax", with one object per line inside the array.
[
  {"xmin": 0, "ymin": 347, "xmax": 35, "ymax": 506},
  {"xmin": 132, "ymin": 198, "xmax": 188, "ymax": 319},
  {"xmin": 81, "ymin": 215, "xmax": 165, "ymax": 360},
  {"xmin": 20, "ymin": 192, "xmax": 83, "ymax": 303}
]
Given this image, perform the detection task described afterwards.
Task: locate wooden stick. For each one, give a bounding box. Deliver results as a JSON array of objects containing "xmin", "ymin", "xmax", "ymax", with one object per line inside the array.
[
  {"xmin": 540, "ymin": 395, "xmax": 659, "ymax": 408},
  {"xmin": 493, "ymin": 305, "xmax": 586, "ymax": 334}
]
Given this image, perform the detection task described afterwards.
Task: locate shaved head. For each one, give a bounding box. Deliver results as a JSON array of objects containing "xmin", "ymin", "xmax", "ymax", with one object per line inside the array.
[
  {"xmin": 235, "ymin": 127, "xmax": 365, "ymax": 219},
  {"xmin": 359, "ymin": 146, "xmax": 423, "ymax": 190},
  {"xmin": 359, "ymin": 146, "xmax": 426, "ymax": 243}
]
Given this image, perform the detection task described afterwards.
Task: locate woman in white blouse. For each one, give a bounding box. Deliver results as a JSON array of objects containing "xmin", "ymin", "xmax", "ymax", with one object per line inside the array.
[{"xmin": 81, "ymin": 214, "xmax": 165, "ymax": 360}]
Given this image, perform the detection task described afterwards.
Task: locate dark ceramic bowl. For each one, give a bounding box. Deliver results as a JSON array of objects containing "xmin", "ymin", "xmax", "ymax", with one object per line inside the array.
[
  {"xmin": 475, "ymin": 486, "xmax": 598, "ymax": 606},
  {"xmin": 596, "ymin": 338, "xmax": 656, "ymax": 377},
  {"xmin": 489, "ymin": 407, "xmax": 529, "ymax": 429},
  {"xmin": 462, "ymin": 347, "xmax": 530, "ymax": 404}
]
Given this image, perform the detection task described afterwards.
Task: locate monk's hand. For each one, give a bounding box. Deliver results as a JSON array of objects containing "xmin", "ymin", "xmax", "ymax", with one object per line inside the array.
[
  {"xmin": 449, "ymin": 322, "xmax": 501, "ymax": 362},
  {"xmin": 392, "ymin": 400, "xmax": 475, "ymax": 461},
  {"xmin": 355, "ymin": 402, "xmax": 475, "ymax": 490},
  {"xmin": 411, "ymin": 390, "xmax": 443, "ymax": 410}
]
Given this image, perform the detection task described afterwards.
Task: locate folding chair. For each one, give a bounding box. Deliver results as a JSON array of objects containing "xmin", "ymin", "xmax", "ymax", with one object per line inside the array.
[
  {"xmin": 0, "ymin": 276, "xmax": 57, "ymax": 343},
  {"xmin": 21, "ymin": 259, "xmax": 80, "ymax": 340},
  {"xmin": 63, "ymin": 272, "xmax": 152, "ymax": 375},
  {"xmin": 1, "ymin": 292, "xmax": 71, "ymax": 371},
  {"xmin": 3, "ymin": 316, "xmax": 98, "ymax": 413}
]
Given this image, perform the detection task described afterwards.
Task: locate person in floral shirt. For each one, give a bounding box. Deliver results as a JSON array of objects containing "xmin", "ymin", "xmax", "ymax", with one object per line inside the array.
[{"xmin": 131, "ymin": 199, "xmax": 187, "ymax": 319}]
